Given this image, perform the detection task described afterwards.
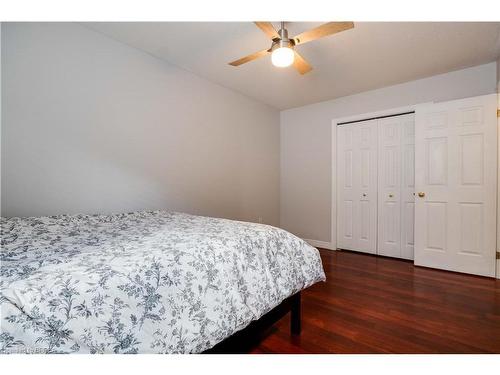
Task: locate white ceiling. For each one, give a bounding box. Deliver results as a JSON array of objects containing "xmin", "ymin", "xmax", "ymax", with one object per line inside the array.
[{"xmin": 83, "ymin": 22, "xmax": 500, "ymax": 110}]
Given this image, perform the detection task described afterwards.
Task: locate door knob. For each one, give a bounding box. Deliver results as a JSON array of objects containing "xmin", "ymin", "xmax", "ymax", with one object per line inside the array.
[
  {"xmin": 418, "ymin": 192, "xmax": 425, "ymax": 198},
  {"xmin": 388, "ymin": 193, "xmax": 394, "ymax": 198},
  {"xmin": 362, "ymin": 193, "xmax": 367, "ymax": 197}
]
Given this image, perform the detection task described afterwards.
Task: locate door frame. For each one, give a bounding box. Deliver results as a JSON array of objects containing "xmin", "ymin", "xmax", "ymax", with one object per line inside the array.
[{"xmin": 331, "ymin": 104, "xmax": 429, "ymax": 251}]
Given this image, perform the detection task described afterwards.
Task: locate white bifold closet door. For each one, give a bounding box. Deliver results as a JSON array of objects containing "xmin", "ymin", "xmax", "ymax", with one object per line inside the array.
[
  {"xmin": 414, "ymin": 94, "xmax": 497, "ymax": 277},
  {"xmin": 377, "ymin": 114, "xmax": 415, "ymax": 260},
  {"xmin": 337, "ymin": 114, "xmax": 414, "ymax": 259},
  {"xmin": 337, "ymin": 120, "xmax": 378, "ymax": 254}
]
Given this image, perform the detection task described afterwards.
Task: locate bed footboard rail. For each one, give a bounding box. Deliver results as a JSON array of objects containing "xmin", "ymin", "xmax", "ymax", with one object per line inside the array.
[{"xmin": 205, "ymin": 291, "xmax": 302, "ymax": 353}]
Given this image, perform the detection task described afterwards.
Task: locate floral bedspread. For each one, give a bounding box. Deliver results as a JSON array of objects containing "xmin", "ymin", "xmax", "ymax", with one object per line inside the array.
[{"xmin": 0, "ymin": 211, "xmax": 325, "ymax": 353}]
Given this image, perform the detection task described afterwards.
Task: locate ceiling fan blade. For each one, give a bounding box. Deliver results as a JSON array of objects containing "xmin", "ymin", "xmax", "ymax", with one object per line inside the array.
[
  {"xmin": 293, "ymin": 51, "xmax": 312, "ymax": 75},
  {"xmin": 254, "ymin": 22, "xmax": 280, "ymax": 40},
  {"xmin": 228, "ymin": 49, "xmax": 270, "ymax": 67},
  {"xmin": 292, "ymin": 22, "xmax": 354, "ymax": 46}
]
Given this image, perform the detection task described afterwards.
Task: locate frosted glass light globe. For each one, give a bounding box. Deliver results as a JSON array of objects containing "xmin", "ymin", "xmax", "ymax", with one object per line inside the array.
[{"xmin": 271, "ymin": 47, "xmax": 294, "ymax": 67}]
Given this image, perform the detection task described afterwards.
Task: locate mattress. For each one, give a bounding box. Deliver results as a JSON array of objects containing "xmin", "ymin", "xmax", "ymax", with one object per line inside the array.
[{"xmin": 0, "ymin": 211, "xmax": 325, "ymax": 353}]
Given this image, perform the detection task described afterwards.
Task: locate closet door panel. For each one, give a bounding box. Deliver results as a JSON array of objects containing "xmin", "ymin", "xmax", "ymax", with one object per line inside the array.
[
  {"xmin": 337, "ymin": 125, "xmax": 356, "ymax": 250},
  {"xmin": 337, "ymin": 121, "xmax": 378, "ymax": 254},
  {"xmin": 356, "ymin": 121, "xmax": 378, "ymax": 254},
  {"xmin": 400, "ymin": 116, "xmax": 416, "ymax": 259},
  {"xmin": 377, "ymin": 114, "xmax": 415, "ymax": 259},
  {"xmin": 377, "ymin": 118, "xmax": 402, "ymax": 258}
]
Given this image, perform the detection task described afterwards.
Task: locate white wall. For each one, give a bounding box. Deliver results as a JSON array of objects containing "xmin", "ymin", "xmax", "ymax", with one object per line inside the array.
[
  {"xmin": 1, "ymin": 23, "xmax": 280, "ymax": 225},
  {"xmin": 281, "ymin": 62, "xmax": 498, "ymax": 245}
]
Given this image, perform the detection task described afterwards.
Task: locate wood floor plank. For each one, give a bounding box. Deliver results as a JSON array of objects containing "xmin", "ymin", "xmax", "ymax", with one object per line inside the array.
[{"xmin": 227, "ymin": 249, "xmax": 500, "ymax": 353}]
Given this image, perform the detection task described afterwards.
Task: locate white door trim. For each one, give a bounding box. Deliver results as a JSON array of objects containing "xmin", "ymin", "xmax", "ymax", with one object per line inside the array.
[{"xmin": 331, "ymin": 104, "xmax": 429, "ymax": 251}]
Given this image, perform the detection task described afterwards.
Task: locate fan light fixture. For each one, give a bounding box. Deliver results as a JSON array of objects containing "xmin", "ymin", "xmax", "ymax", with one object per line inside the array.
[
  {"xmin": 271, "ymin": 23, "xmax": 294, "ymax": 68},
  {"xmin": 271, "ymin": 46, "xmax": 294, "ymax": 67},
  {"xmin": 228, "ymin": 21, "xmax": 355, "ymax": 75}
]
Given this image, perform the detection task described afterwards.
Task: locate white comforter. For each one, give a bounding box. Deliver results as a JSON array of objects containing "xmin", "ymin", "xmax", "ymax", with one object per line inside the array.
[{"xmin": 0, "ymin": 211, "xmax": 325, "ymax": 353}]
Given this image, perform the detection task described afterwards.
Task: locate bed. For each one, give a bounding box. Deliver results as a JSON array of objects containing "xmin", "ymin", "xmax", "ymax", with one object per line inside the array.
[{"xmin": 0, "ymin": 211, "xmax": 325, "ymax": 354}]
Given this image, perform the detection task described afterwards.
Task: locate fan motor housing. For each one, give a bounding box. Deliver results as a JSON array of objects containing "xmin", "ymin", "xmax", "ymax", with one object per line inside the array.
[{"xmin": 271, "ymin": 28, "xmax": 295, "ymax": 52}]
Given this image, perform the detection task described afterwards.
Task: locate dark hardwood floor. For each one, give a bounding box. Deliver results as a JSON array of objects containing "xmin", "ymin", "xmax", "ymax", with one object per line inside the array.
[{"xmin": 235, "ymin": 249, "xmax": 500, "ymax": 353}]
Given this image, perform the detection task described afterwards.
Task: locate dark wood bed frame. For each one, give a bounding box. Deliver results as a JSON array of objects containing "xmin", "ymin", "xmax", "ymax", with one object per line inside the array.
[{"xmin": 205, "ymin": 291, "xmax": 301, "ymax": 353}]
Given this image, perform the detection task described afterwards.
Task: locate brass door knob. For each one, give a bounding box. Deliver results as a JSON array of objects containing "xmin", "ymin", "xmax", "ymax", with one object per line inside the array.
[
  {"xmin": 389, "ymin": 194, "xmax": 394, "ymax": 198},
  {"xmin": 418, "ymin": 192, "xmax": 425, "ymax": 198}
]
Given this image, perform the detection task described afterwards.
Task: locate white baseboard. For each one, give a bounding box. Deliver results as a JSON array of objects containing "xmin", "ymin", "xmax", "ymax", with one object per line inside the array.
[{"xmin": 304, "ymin": 239, "xmax": 336, "ymax": 250}]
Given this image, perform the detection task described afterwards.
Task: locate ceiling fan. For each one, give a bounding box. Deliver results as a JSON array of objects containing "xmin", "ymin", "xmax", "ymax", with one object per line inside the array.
[{"xmin": 228, "ymin": 21, "xmax": 354, "ymax": 75}]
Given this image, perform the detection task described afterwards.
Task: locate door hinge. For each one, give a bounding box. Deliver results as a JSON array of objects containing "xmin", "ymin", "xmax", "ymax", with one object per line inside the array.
[
  {"xmin": 497, "ymin": 109, "xmax": 500, "ymax": 118},
  {"xmin": 497, "ymin": 252, "xmax": 500, "ymax": 260}
]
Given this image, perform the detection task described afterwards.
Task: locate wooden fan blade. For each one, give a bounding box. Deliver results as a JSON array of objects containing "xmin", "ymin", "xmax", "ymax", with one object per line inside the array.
[
  {"xmin": 228, "ymin": 49, "xmax": 270, "ymax": 66},
  {"xmin": 254, "ymin": 22, "xmax": 280, "ymax": 40},
  {"xmin": 293, "ymin": 51, "xmax": 312, "ymax": 75},
  {"xmin": 292, "ymin": 22, "xmax": 354, "ymax": 46}
]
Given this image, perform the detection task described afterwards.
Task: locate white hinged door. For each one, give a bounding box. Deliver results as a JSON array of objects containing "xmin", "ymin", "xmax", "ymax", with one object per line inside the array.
[{"xmin": 414, "ymin": 95, "xmax": 497, "ymax": 277}]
